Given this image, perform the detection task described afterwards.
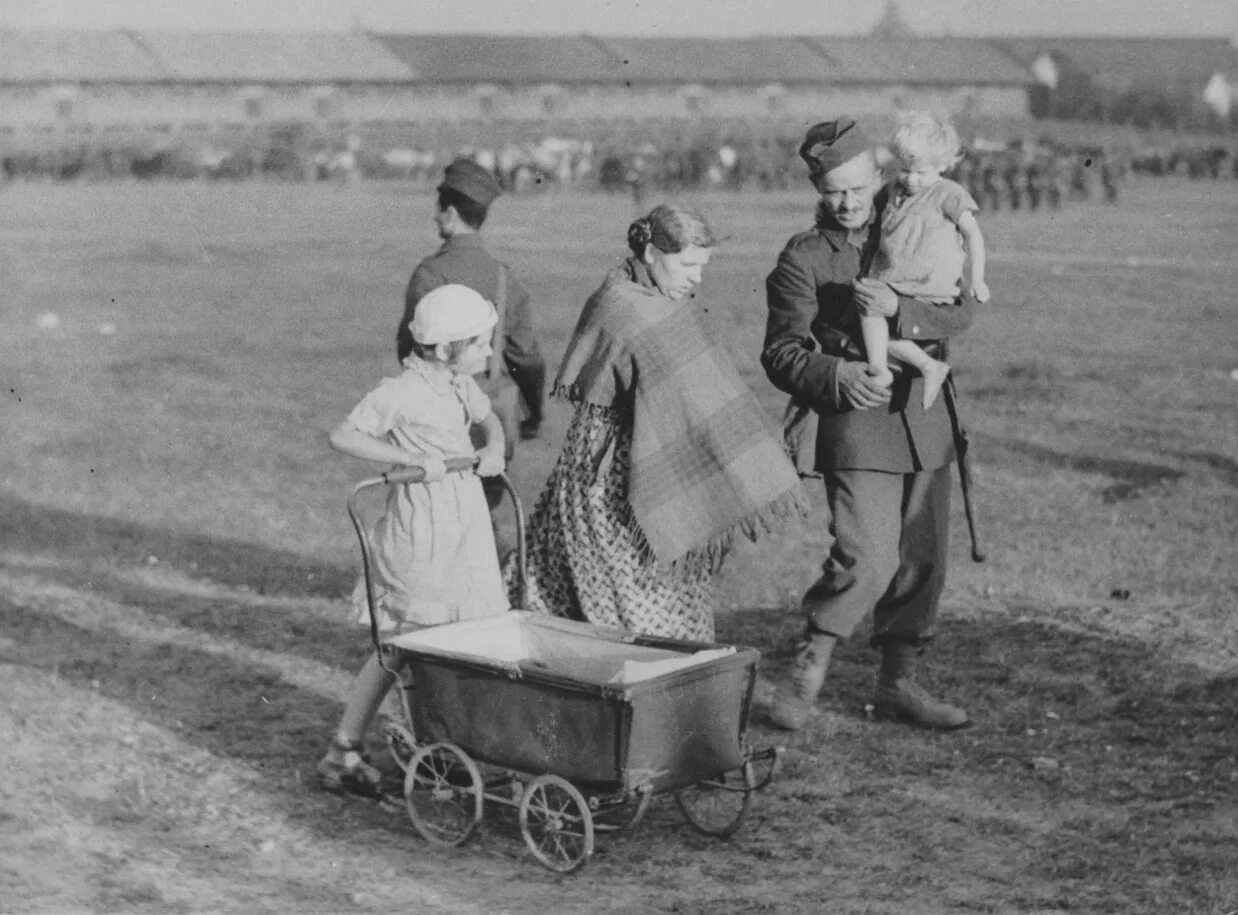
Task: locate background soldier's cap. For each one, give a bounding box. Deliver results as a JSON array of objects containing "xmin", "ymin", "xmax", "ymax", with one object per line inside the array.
[
  {"xmin": 799, "ymin": 117, "xmax": 873, "ymax": 175},
  {"xmin": 438, "ymin": 157, "xmax": 501, "ymax": 207}
]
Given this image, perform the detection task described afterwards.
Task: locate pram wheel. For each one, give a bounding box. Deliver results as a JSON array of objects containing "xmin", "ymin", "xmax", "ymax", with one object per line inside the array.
[
  {"xmin": 674, "ymin": 761, "xmax": 755, "ymax": 838},
  {"xmin": 518, "ymin": 774, "xmax": 595, "ymax": 873},
  {"xmin": 404, "ymin": 742, "xmax": 483, "ymax": 846}
]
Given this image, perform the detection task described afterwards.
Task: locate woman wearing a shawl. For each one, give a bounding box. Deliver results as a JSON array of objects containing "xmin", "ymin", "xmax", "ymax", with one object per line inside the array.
[{"xmin": 513, "ymin": 203, "xmax": 809, "ymax": 641}]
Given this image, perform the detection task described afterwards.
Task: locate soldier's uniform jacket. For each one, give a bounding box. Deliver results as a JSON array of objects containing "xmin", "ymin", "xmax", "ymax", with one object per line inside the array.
[
  {"xmin": 762, "ymin": 195, "xmax": 977, "ymax": 474},
  {"xmin": 397, "ymin": 233, "xmax": 545, "ymax": 419}
]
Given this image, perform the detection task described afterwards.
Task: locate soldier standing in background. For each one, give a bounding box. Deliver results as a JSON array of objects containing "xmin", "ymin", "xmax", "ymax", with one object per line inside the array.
[
  {"xmin": 1100, "ymin": 150, "xmax": 1120, "ymax": 204},
  {"xmin": 980, "ymin": 153, "xmax": 1003, "ymax": 212},
  {"xmin": 1070, "ymin": 152, "xmax": 1091, "ymax": 201},
  {"xmin": 1002, "ymin": 149, "xmax": 1022, "ymax": 211},
  {"xmin": 397, "ymin": 158, "xmax": 547, "ymax": 520},
  {"xmin": 626, "ymin": 153, "xmax": 649, "ymax": 207},
  {"xmin": 1046, "ymin": 147, "xmax": 1066, "ymax": 210},
  {"xmin": 1024, "ymin": 148, "xmax": 1045, "ymax": 212}
]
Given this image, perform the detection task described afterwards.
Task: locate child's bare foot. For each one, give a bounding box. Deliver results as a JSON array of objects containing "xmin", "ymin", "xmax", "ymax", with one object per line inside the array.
[{"xmin": 920, "ymin": 360, "xmax": 950, "ymax": 410}]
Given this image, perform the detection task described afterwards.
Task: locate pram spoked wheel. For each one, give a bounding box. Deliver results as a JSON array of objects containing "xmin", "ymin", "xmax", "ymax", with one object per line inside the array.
[
  {"xmin": 518, "ymin": 774, "xmax": 595, "ymax": 873},
  {"xmin": 404, "ymin": 742, "xmax": 483, "ymax": 846},
  {"xmin": 674, "ymin": 760, "xmax": 755, "ymax": 838}
]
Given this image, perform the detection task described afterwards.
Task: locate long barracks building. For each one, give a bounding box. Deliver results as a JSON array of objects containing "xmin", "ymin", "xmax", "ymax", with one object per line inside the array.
[
  {"xmin": 1, "ymin": 29, "xmax": 1234, "ymax": 143},
  {"xmin": 0, "ymin": 30, "xmax": 1034, "ymax": 140}
]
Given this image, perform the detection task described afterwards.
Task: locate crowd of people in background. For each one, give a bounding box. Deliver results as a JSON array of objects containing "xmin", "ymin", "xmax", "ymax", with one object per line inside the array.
[
  {"xmin": 954, "ymin": 141, "xmax": 1128, "ymax": 210},
  {"xmin": 3, "ymin": 125, "xmax": 1236, "ymax": 207}
]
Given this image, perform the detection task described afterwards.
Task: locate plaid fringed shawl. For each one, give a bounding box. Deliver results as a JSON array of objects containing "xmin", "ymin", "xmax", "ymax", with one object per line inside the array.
[{"xmin": 554, "ymin": 258, "xmax": 810, "ymax": 570}]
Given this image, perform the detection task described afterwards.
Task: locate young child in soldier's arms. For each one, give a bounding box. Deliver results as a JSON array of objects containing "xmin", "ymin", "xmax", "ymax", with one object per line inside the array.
[
  {"xmin": 317, "ymin": 284, "xmax": 509, "ymax": 795},
  {"xmin": 856, "ymin": 111, "xmax": 990, "ymax": 410}
]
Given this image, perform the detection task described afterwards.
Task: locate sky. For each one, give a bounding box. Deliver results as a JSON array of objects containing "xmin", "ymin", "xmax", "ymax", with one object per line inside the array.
[{"xmin": 1, "ymin": 0, "xmax": 1236, "ymax": 38}]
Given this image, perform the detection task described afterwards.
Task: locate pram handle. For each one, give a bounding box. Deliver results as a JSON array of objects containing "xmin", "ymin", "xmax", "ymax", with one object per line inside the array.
[
  {"xmin": 347, "ymin": 456, "xmax": 527, "ymax": 667},
  {"xmin": 379, "ymin": 455, "xmax": 479, "ymax": 485}
]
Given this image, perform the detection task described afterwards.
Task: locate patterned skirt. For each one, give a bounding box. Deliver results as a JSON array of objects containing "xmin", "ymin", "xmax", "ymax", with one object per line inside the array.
[{"xmin": 506, "ymin": 403, "xmax": 715, "ymax": 642}]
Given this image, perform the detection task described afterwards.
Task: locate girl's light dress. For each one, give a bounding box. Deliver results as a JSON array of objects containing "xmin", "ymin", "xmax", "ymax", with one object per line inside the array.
[{"xmin": 345, "ymin": 358, "xmax": 508, "ymax": 633}]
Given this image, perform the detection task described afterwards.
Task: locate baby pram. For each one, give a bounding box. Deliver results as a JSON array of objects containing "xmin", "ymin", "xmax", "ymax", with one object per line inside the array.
[{"xmin": 347, "ymin": 459, "xmax": 781, "ymax": 872}]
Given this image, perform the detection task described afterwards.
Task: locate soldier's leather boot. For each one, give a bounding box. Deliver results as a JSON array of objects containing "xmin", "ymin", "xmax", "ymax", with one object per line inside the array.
[
  {"xmin": 766, "ymin": 632, "xmax": 836, "ymax": 730},
  {"xmin": 872, "ymin": 641, "xmax": 969, "ymax": 730}
]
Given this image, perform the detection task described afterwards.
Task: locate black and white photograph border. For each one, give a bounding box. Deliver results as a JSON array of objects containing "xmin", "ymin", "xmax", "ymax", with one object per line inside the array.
[{"xmin": 2, "ymin": 1, "xmax": 1237, "ymax": 913}]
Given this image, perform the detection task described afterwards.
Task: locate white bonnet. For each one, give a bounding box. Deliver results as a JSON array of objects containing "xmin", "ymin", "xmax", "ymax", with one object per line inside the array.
[{"xmin": 409, "ymin": 284, "xmax": 497, "ymax": 345}]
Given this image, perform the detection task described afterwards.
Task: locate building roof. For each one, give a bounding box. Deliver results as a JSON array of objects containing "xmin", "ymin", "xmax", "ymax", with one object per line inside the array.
[
  {"xmin": 0, "ymin": 30, "xmax": 169, "ymax": 83},
  {"xmin": 375, "ymin": 34, "xmax": 629, "ymax": 84},
  {"xmin": 995, "ymin": 37, "xmax": 1238, "ymax": 90},
  {"xmin": 0, "ymin": 28, "xmax": 1039, "ymax": 88},
  {"xmin": 804, "ymin": 37, "xmax": 1034, "ymax": 86},
  {"xmin": 134, "ymin": 31, "xmax": 410, "ymax": 83},
  {"xmin": 374, "ymin": 34, "xmax": 1029, "ymax": 87},
  {"xmin": 586, "ymin": 36, "xmax": 838, "ymax": 84}
]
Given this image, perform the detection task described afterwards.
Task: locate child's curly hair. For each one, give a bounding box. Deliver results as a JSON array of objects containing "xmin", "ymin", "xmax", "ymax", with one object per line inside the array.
[{"xmin": 891, "ymin": 111, "xmax": 962, "ymax": 172}]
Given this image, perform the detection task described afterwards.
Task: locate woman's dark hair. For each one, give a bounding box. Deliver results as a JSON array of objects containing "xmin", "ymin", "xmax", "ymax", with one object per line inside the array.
[
  {"xmin": 437, "ymin": 187, "xmax": 489, "ymax": 230},
  {"xmin": 626, "ymin": 202, "xmax": 716, "ymax": 256}
]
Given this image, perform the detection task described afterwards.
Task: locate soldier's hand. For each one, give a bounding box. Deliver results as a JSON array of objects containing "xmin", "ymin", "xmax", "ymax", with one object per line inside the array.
[{"xmin": 839, "ymin": 362, "xmax": 892, "ymax": 411}]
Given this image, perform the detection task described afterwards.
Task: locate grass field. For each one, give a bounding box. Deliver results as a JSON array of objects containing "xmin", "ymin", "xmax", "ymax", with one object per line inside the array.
[{"xmin": 2, "ymin": 176, "xmax": 1237, "ymax": 914}]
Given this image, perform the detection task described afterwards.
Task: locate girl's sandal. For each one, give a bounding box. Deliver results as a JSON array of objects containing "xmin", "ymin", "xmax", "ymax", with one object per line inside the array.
[{"xmin": 316, "ymin": 739, "xmax": 384, "ymax": 797}]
